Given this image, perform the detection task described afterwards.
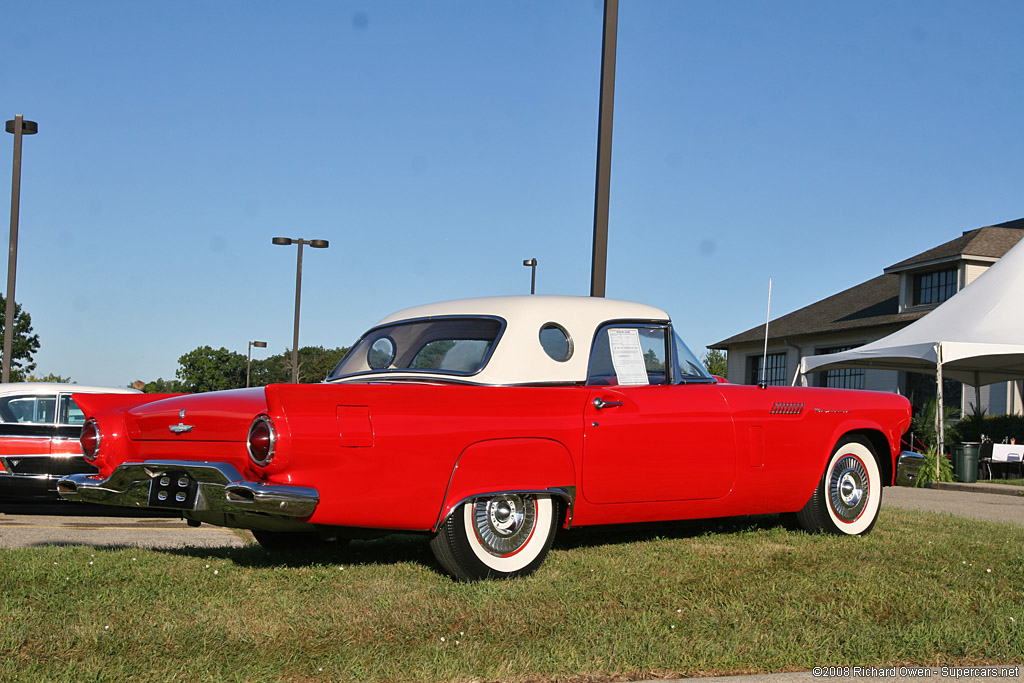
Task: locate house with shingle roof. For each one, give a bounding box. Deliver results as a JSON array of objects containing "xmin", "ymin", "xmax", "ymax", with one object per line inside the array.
[{"xmin": 710, "ymin": 218, "xmax": 1024, "ymax": 416}]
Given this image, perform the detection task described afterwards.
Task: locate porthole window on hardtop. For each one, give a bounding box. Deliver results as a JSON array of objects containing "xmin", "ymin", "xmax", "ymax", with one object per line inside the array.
[
  {"xmin": 539, "ymin": 323, "xmax": 573, "ymax": 362},
  {"xmin": 367, "ymin": 337, "xmax": 396, "ymax": 370},
  {"xmin": 329, "ymin": 317, "xmax": 505, "ymax": 379}
]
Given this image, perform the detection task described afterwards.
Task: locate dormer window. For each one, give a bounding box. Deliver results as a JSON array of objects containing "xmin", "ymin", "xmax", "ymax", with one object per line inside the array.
[{"xmin": 912, "ymin": 268, "xmax": 957, "ymax": 306}]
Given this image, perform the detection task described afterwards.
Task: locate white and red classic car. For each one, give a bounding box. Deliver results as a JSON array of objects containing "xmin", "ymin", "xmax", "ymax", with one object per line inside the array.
[
  {"xmin": 59, "ymin": 296, "xmax": 912, "ymax": 580},
  {"xmin": 0, "ymin": 383, "xmax": 140, "ymax": 499}
]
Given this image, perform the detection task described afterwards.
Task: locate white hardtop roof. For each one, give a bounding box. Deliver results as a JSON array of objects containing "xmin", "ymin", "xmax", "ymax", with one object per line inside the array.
[
  {"xmin": 377, "ymin": 295, "xmax": 668, "ymax": 327},
  {"xmin": 359, "ymin": 295, "xmax": 671, "ymax": 385},
  {"xmin": 0, "ymin": 382, "xmax": 140, "ymax": 396}
]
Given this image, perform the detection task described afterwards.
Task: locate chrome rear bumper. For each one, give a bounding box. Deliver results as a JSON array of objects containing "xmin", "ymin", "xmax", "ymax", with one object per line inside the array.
[
  {"xmin": 57, "ymin": 460, "xmax": 319, "ymax": 519},
  {"xmin": 895, "ymin": 451, "xmax": 926, "ymax": 486}
]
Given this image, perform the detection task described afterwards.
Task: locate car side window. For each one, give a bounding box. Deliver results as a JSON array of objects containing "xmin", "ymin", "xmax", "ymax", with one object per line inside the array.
[
  {"xmin": 587, "ymin": 325, "xmax": 669, "ymax": 386},
  {"xmin": 59, "ymin": 395, "xmax": 87, "ymax": 425},
  {"xmin": 0, "ymin": 395, "xmax": 57, "ymax": 424}
]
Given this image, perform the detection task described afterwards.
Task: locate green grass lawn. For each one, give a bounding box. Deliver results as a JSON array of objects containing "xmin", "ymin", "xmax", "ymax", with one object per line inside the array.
[
  {"xmin": 2, "ymin": 507, "xmax": 1022, "ymax": 682},
  {"xmin": 987, "ymin": 478, "xmax": 1024, "ymax": 487}
]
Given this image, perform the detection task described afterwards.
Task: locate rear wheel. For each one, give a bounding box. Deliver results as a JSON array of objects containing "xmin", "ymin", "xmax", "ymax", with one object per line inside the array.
[
  {"xmin": 796, "ymin": 436, "xmax": 882, "ymax": 536},
  {"xmin": 430, "ymin": 493, "xmax": 557, "ymax": 581}
]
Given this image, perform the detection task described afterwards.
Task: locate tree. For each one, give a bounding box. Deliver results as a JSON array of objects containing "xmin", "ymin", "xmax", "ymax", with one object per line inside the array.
[
  {"xmin": 295, "ymin": 345, "xmax": 350, "ymax": 382},
  {"xmin": 175, "ymin": 346, "xmax": 247, "ymax": 393},
  {"xmin": 251, "ymin": 346, "xmax": 350, "ymax": 385},
  {"xmin": 702, "ymin": 349, "xmax": 727, "ymax": 377},
  {"xmin": 0, "ymin": 293, "xmax": 40, "ymax": 382},
  {"xmin": 142, "ymin": 377, "xmax": 184, "ymax": 393},
  {"xmin": 28, "ymin": 373, "xmax": 74, "ymax": 384},
  {"xmin": 138, "ymin": 344, "xmax": 353, "ymax": 394}
]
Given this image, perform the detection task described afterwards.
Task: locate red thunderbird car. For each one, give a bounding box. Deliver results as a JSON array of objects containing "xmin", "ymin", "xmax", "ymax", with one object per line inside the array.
[{"xmin": 59, "ymin": 296, "xmax": 912, "ymax": 580}]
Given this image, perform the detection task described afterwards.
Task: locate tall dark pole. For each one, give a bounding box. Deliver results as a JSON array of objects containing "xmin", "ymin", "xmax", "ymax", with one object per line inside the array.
[
  {"xmin": 590, "ymin": 0, "xmax": 618, "ymax": 298},
  {"xmin": 291, "ymin": 240, "xmax": 304, "ymax": 383},
  {"xmin": 4, "ymin": 115, "xmax": 38, "ymax": 384},
  {"xmin": 273, "ymin": 237, "xmax": 329, "ymax": 383},
  {"xmin": 523, "ymin": 258, "xmax": 537, "ymax": 295},
  {"xmin": 247, "ymin": 340, "xmax": 267, "ymax": 388}
]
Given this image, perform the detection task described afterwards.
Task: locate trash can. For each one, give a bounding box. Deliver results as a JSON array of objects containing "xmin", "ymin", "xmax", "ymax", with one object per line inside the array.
[{"xmin": 953, "ymin": 442, "xmax": 980, "ymax": 483}]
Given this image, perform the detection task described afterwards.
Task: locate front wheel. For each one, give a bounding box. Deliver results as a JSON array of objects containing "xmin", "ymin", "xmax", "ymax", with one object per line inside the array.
[
  {"xmin": 796, "ymin": 437, "xmax": 882, "ymax": 536},
  {"xmin": 430, "ymin": 493, "xmax": 558, "ymax": 581}
]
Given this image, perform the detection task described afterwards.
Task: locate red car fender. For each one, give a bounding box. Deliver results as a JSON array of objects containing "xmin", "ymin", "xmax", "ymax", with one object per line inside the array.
[
  {"xmin": 435, "ymin": 437, "xmax": 577, "ymax": 531},
  {"xmin": 820, "ymin": 419, "xmax": 905, "ymax": 484}
]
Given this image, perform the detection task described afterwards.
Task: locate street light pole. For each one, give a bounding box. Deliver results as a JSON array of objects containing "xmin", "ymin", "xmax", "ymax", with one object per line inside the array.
[
  {"xmin": 272, "ymin": 237, "xmax": 329, "ymax": 383},
  {"xmin": 247, "ymin": 340, "xmax": 267, "ymax": 388},
  {"xmin": 522, "ymin": 258, "xmax": 538, "ymax": 295},
  {"xmin": 590, "ymin": 0, "xmax": 617, "ymax": 298},
  {"xmin": 4, "ymin": 115, "xmax": 38, "ymax": 384}
]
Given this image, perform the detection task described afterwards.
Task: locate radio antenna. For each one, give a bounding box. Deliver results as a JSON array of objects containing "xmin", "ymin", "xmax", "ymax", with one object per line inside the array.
[{"xmin": 759, "ymin": 276, "xmax": 772, "ymax": 389}]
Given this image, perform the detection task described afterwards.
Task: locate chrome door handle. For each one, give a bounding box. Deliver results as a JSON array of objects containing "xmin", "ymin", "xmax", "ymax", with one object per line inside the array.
[{"xmin": 593, "ymin": 397, "xmax": 623, "ymax": 410}]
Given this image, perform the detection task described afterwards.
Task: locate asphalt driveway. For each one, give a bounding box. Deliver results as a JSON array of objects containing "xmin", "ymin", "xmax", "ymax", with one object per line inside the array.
[
  {"xmin": 0, "ymin": 500, "xmax": 248, "ymax": 549},
  {"xmin": 884, "ymin": 481, "xmax": 1024, "ymax": 527}
]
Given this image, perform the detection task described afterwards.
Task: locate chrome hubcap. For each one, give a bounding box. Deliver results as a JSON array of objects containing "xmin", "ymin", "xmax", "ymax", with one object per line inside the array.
[
  {"xmin": 472, "ymin": 495, "xmax": 536, "ymax": 556},
  {"xmin": 829, "ymin": 455, "xmax": 868, "ymax": 522}
]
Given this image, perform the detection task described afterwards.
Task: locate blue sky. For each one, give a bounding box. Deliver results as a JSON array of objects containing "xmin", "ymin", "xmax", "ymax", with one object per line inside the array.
[{"xmin": 2, "ymin": 1, "xmax": 1023, "ymax": 387}]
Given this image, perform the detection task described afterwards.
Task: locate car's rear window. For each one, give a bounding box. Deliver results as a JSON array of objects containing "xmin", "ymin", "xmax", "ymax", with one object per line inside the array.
[{"xmin": 329, "ymin": 317, "xmax": 504, "ymax": 380}]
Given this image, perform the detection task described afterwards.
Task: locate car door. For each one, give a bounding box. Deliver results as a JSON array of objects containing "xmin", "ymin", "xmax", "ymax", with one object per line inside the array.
[
  {"xmin": 581, "ymin": 323, "xmax": 737, "ymax": 504},
  {"xmin": 0, "ymin": 393, "xmax": 59, "ymax": 477}
]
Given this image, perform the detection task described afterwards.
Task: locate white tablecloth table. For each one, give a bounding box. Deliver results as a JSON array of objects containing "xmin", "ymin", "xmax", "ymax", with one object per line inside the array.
[{"xmin": 981, "ymin": 444, "xmax": 1023, "ymax": 479}]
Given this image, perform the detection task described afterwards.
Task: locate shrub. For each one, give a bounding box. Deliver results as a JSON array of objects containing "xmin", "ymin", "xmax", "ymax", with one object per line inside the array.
[
  {"xmin": 912, "ymin": 399, "xmax": 961, "ymax": 451},
  {"xmin": 955, "ymin": 413, "xmax": 1024, "ymax": 444},
  {"xmin": 914, "ymin": 447, "xmax": 954, "ymax": 487}
]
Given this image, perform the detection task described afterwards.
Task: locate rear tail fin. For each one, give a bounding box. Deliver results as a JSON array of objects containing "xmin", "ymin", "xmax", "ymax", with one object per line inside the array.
[{"xmin": 72, "ymin": 392, "xmax": 184, "ymax": 419}]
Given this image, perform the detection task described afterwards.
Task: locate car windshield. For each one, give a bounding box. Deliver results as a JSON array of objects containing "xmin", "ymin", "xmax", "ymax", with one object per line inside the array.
[
  {"xmin": 328, "ymin": 317, "xmax": 504, "ymax": 380},
  {"xmin": 674, "ymin": 331, "xmax": 713, "ymax": 380}
]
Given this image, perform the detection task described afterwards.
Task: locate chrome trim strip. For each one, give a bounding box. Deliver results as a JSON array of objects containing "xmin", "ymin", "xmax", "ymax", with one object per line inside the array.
[
  {"xmin": 434, "ymin": 485, "xmax": 576, "ymax": 532},
  {"xmin": 0, "ymin": 472, "xmax": 54, "ymax": 482},
  {"xmin": 57, "ymin": 460, "xmax": 319, "ymax": 518}
]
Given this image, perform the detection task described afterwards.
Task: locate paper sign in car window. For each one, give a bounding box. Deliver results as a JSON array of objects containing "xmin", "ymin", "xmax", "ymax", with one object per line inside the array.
[{"xmin": 608, "ymin": 328, "xmax": 649, "ymax": 386}]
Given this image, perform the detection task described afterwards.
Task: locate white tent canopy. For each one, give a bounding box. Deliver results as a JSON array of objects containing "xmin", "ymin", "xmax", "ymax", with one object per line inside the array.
[
  {"xmin": 800, "ymin": 235, "xmax": 1024, "ymax": 386},
  {"xmin": 798, "ymin": 233, "xmax": 1024, "ymax": 463}
]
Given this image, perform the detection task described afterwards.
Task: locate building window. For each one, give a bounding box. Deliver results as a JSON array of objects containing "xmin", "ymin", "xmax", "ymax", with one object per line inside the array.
[
  {"xmin": 748, "ymin": 352, "xmax": 787, "ymax": 386},
  {"xmin": 913, "ymin": 268, "xmax": 957, "ymax": 306},
  {"xmin": 816, "ymin": 346, "xmax": 864, "ymax": 390},
  {"xmin": 904, "ymin": 371, "xmax": 963, "ymax": 425}
]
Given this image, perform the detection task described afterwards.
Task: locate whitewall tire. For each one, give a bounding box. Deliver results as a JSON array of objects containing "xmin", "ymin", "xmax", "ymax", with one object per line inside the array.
[
  {"xmin": 431, "ymin": 494, "xmax": 558, "ymax": 581},
  {"xmin": 796, "ymin": 437, "xmax": 882, "ymax": 536}
]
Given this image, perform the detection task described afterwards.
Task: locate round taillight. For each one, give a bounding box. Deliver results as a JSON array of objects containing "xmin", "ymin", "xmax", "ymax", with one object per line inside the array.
[
  {"xmin": 81, "ymin": 419, "xmax": 101, "ymax": 462},
  {"xmin": 247, "ymin": 415, "xmax": 277, "ymax": 466}
]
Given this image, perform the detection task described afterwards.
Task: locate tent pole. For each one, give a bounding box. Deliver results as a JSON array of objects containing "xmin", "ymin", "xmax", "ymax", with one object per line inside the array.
[
  {"xmin": 936, "ymin": 343, "xmax": 944, "ymax": 485},
  {"xmin": 970, "ymin": 371, "xmax": 980, "ymax": 416}
]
